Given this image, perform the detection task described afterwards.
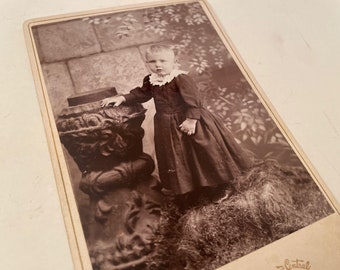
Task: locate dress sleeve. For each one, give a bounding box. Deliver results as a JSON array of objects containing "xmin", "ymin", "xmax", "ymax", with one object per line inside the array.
[
  {"xmin": 175, "ymin": 74, "xmax": 202, "ymax": 119},
  {"xmin": 123, "ymin": 76, "xmax": 153, "ymax": 104}
]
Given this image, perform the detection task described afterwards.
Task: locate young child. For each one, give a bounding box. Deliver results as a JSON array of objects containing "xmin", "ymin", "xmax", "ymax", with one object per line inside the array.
[{"xmin": 101, "ymin": 44, "xmax": 253, "ymax": 206}]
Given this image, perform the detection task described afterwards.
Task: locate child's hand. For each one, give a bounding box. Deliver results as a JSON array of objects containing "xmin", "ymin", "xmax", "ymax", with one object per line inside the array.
[
  {"xmin": 100, "ymin": 96, "xmax": 126, "ymax": 107},
  {"xmin": 179, "ymin": 118, "xmax": 197, "ymax": 135}
]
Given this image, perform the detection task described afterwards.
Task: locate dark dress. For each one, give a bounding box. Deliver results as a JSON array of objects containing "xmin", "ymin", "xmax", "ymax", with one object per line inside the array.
[{"xmin": 124, "ymin": 73, "xmax": 252, "ymax": 195}]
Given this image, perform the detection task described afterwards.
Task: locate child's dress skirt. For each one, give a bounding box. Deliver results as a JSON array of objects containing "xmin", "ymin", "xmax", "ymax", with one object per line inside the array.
[{"xmin": 124, "ymin": 73, "xmax": 253, "ymax": 195}]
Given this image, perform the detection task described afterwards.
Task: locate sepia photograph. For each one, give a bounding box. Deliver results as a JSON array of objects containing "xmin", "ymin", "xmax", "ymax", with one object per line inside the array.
[{"xmin": 24, "ymin": 1, "xmax": 337, "ymax": 269}]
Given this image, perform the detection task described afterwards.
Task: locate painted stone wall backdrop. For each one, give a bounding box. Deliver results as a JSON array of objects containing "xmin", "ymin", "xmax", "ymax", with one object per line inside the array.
[
  {"xmin": 91, "ymin": 11, "xmax": 166, "ymax": 51},
  {"xmin": 67, "ymin": 48, "xmax": 148, "ymax": 94},
  {"xmin": 36, "ymin": 20, "xmax": 102, "ymax": 63},
  {"xmin": 34, "ymin": 6, "xmax": 168, "ymax": 116},
  {"xmin": 41, "ymin": 62, "xmax": 74, "ymax": 117}
]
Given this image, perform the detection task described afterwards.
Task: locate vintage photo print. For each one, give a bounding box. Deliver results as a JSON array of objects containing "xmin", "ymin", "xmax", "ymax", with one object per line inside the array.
[{"xmin": 24, "ymin": 1, "xmax": 339, "ymax": 269}]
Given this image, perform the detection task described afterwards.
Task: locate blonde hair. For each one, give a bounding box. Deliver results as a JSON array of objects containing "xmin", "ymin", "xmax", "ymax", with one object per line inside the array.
[{"xmin": 145, "ymin": 44, "xmax": 176, "ymax": 60}]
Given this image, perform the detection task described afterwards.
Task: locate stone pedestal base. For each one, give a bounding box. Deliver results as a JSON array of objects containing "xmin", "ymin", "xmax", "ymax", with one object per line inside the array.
[{"xmin": 56, "ymin": 88, "xmax": 162, "ymax": 270}]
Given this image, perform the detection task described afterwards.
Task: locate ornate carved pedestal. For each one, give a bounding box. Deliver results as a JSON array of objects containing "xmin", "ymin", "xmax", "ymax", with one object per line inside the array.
[{"xmin": 56, "ymin": 88, "xmax": 162, "ymax": 270}]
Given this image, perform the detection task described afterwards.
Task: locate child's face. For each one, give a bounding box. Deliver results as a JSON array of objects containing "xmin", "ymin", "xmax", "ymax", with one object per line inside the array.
[{"xmin": 146, "ymin": 50, "xmax": 175, "ymax": 76}]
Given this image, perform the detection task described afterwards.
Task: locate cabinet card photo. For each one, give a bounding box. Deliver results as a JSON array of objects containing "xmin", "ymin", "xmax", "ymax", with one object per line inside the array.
[{"xmin": 24, "ymin": 1, "xmax": 340, "ymax": 269}]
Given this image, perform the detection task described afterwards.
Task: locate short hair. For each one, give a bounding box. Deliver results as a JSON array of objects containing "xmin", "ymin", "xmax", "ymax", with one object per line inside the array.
[{"xmin": 145, "ymin": 44, "xmax": 175, "ymax": 60}]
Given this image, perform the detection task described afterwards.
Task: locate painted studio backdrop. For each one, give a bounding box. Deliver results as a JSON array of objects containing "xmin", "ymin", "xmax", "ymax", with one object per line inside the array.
[{"xmin": 32, "ymin": 2, "xmax": 333, "ymax": 270}]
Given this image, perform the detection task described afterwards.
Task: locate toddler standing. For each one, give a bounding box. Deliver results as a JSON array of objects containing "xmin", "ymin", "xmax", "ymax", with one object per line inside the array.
[{"xmin": 101, "ymin": 44, "xmax": 253, "ymax": 206}]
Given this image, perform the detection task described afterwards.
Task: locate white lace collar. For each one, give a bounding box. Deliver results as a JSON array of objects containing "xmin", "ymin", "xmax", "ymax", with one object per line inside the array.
[{"xmin": 149, "ymin": 70, "xmax": 188, "ymax": 86}]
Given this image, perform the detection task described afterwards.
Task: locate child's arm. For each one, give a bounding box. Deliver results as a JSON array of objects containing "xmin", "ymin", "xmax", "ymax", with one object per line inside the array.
[
  {"xmin": 102, "ymin": 76, "xmax": 152, "ymax": 107},
  {"xmin": 176, "ymin": 74, "xmax": 202, "ymax": 135},
  {"xmin": 175, "ymin": 74, "xmax": 202, "ymax": 120},
  {"xmin": 101, "ymin": 95, "xmax": 126, "ymax": 107},
  {"xmin": 179, "ymin": 118, "xmax": 197, "ymax": 135}
]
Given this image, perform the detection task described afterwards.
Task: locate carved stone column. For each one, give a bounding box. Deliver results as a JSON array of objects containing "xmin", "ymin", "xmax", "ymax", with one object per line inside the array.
[{"xmin": 56, "ymin": 87, "xmax": 162, "ymax": 270}]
